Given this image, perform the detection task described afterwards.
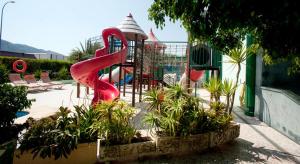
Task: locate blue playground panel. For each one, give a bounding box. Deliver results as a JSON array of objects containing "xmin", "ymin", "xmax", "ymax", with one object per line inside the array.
[{"xmin": 115, "ymin": 75, "xmax": 133, "ymax": 86}]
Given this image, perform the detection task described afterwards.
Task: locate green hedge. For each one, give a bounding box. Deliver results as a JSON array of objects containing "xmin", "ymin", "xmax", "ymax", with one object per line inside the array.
[{"xmin": 0, "ymin": 56, "xmax": 73, "ymax": 81}]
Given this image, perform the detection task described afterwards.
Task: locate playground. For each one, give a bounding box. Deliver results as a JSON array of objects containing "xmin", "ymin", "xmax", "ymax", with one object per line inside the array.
[{"xmin": 2, "ymin": 12, "xmax": 300, "ymax": 164}]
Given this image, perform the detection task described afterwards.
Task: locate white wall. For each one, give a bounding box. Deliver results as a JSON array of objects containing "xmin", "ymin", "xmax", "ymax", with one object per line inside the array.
[{"xmin": 222, "ymin": 40, "xmax": 247, "ymax": 106}]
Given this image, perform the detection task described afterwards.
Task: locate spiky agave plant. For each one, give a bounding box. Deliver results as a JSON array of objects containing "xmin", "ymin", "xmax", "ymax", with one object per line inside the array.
[
  {"xmin": 204, "ymin": 77, "xmax": 222, "ymax": 105},
  {"xmin": 165, "ymin": 84, "xmax": 189, "ymax": 100},
  {"xmin": 143, "ymin": 88, "xmax": 165, "ymax": 112},
  {"xmin": 222, "ymin": 79, "xmax": 236, "ymax": 113}
]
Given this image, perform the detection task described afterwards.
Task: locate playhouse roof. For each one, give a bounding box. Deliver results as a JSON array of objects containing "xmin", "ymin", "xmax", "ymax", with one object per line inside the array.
[
  {"xmin": 145, "ymin": 28, "xmax": 167, "ymax": 49},
  {"xmin": 117, "ymin": 13, "xmax": 148, "ymax": 41}
]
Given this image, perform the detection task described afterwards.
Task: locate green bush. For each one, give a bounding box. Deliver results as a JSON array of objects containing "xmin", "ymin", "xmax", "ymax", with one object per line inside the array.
[
  {"xmin": 19, "ymin": 105, "xmax": 103, "ymax": 159},
  {"xmin": 0, "ymin": 64, "xmax": 9, "ymax": 84},
  {"xmin": 56, "ymin": 67, "xmax": 71, "ymax": 80},
  {"xmin": 19, "ymin": 101, "xmax": 138, "ymax": 159},
  {"xmin": 0, "ymin": 84, "xmax": 33, "ymax": 145},
  {"xmin": 0, "ymin": 84, "xmax": 33, "ymax": 128},
  {"xmin": 19, "ymin": 107, "xmax": 79, "ymax": 159},
  {"xmin": 143, "ymin": 84, "xmax": 232, "ymax": 137},
  {"xmin": 89, "ymin": 101, "xmax": 137, "ymax": 146},
  {"xmin": 0, "ymin": 56, "xmax": 72, "ymax": 80},
  {"xmin": 34, "ymin": 69, "xmax": 42, "ymax": 79}
]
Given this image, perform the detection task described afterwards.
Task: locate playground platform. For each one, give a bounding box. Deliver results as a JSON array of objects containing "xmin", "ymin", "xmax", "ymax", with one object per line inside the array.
[{"xmin": 14, "ymin": 83, "xmax": 300, "ymax": 163}]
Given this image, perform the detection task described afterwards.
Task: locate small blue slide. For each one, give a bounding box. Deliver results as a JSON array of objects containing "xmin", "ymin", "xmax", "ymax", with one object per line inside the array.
[{"xmin": 115, "ymin": 74, "xmax": 133, "ymax": 86}]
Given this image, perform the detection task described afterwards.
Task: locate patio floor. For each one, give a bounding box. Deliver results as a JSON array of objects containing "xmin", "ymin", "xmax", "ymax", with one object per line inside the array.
[{"xmin": 14, "ymin": 83, "xmax": 300, "ymax": 163}]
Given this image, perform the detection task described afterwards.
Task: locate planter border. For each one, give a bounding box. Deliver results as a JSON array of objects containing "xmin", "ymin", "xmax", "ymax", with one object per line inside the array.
[
  {"xmin": 14, "ymin": 123, "xmax": 240, "ymax": 163},
  {"xmin": 98, "ymin": 123, "xmax": 240, "ymax": 162}
]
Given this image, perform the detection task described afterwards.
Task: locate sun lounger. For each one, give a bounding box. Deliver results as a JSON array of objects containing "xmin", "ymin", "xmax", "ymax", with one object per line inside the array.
[
  {"xmin": 40, "ymin": 72, "xmax": 63, "ymax": 89},
  {"xmin": 8, "ymin": 73, "xmax": 41, "ymax": 91},
  {"xmin": 24, "ymin": 74, "xmax": 52, "ymax": 90}
]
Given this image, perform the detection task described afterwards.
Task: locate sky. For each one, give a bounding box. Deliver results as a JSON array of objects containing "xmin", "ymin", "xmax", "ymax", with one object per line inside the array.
[{"xmin": 2, "ymin": 0, "xmax": 187, "ymax": 55}]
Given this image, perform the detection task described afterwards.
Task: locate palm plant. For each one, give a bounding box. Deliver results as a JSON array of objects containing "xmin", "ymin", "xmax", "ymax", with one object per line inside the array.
[
  {"xmin": 226, "ymin": 44, "xmax": 258, "ymax": 114},
  {"xmin": 69, "ymin": 40, "xmax": 102, "ymax": 63}
]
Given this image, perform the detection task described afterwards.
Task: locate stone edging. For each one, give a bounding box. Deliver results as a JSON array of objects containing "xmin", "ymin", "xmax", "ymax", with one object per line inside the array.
[{"xmin": 98, "ymin": 123, "xmax": 240, "ymax": 162}]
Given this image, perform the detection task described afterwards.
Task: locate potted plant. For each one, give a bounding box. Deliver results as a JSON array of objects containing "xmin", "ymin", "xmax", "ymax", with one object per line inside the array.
[
  {"xmin": 0, "ymin": 84, "xmax": 33, "ymax": 164},
  {"xmin": 143, "ymin": 84, "xmax": 239, "ymax": 155}
]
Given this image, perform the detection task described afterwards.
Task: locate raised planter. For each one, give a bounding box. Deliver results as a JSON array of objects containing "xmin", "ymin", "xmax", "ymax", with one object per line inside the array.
[
  {"xmin": 14, "ymin": 143, "xmax": 97, "ymax": 164},
  {"xmin": 155, "ymin": 133, "xmax": 210, "ymax": 155},
  {"xmin": 98, "ymin": 123, "xmax": 240, "ymax": 162},
  {"xmin": 97, "ymin": 140, "xmax": 156, "ymax": 162},
  {"xmin": 209, "ymin": 123, "xmax": 240, "ymax": 147},
  {"xmin": 155, "ymin": 123, "xmax": 240, "ymax": 156},
  {"xmin": 14, "ymin": 123, "xmax": 240, "ymax": 163}
]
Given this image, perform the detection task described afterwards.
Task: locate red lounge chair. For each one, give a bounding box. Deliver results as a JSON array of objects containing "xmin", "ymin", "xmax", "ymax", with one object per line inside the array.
[
  {"xmin": 8, "ymin": 73, "xmax": 41, "ymax": 91},
  {"xmin": 40, "ymin": 72, "xmax": 63, "ymax": 89},
  {"xmin": 24, "ymin": 74, "xmax": 52, "ymax": 90}
]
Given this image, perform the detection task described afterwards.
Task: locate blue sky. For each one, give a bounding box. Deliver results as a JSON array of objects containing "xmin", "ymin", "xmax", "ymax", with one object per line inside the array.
[{"xmin": 2, "ymin": 0, "xmax": 187, "ymax": 55}]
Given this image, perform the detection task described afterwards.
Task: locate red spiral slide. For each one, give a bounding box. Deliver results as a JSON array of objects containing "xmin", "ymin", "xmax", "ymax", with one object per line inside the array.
[{"xmin": 70, "ymin": 28, "xmax": 128, "ymax": 104}]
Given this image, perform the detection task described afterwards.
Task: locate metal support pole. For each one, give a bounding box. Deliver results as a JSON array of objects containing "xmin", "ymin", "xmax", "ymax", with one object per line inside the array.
[
  {"xmin": 77, "ymin": 83, "xmax": 80, "ymax": 98},
  {"xmin": 187, "ymin": 43, "xmax": 191, "ymax": 93},
  {"xmin": 123, "ymin": 72, "xmax": 126, "ymax": 97},
  {"xmin": 245, "ymin": 34, "xmax": 256, "ymax": 116},
  {"xmin": 132, "ymin": 34, "xmax": 138, "ymax": 107},
  {"xmin": 139, "ymin": 39, "xmax": 145, "ymax": 102},
  {"xmin": 0, "ymin": 1, "xmax": 15, "ymax": 50},
  {"xmin": 108, "ymin": 36, "xmax": 114, "ymax": 83},
  {"xmin": 86, "ymin": 86, "xmax": 89, "ymax": 95}
]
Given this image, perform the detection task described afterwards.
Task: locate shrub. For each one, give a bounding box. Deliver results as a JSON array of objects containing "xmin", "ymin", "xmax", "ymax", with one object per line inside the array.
[
  {"xmin": 0, "ymin": 84, "xmax": 33, "ymax": 144},
  {"xmin": 73, "ymin": 105, "xmax": 98, "ymax": 143},
  {"xmin": 20, "ymin": 102, "xmax": 135, "ymax": 159},
  {"xmin": 56, "ymin": 67, "xmax": 71, "ymax": 80},
  {"xmin": 143, "ymin": 84, "xmax": 232, "ymax": 137},
  {"xmin": 0, "ymin": 64, "xmax": 9, "ymax": 84},
  {"xmin": 89, "ymin": 101, "xmax": 137, "ymax": 146},
  {"xmin": 0, "ymin": 84, "xmax": 32, "ymax": 128},
  {"xmin": 34, "ymin": 69, "xmax": 42, "ymax": 79},
  {"xmin": 19, "ymin": 107, "xmax": 79, "ymax": 159}
]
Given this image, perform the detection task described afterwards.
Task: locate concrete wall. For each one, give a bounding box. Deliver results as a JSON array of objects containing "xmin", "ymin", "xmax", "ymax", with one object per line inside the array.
[
  {"xmin": 255, "ymin": 54, "xmax": 300, "ymax": 144},
  {"xmin": 33, "ymin": 53, "xmax": 66, "ymax": 60}
]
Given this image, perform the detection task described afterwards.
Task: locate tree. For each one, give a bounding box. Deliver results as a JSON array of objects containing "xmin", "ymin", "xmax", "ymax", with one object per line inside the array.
[
  {"xmin": 148, "ymin": 0, "xmax": 300, "ymax": 73},
  {"xmin": 68, "ymin": 40, "xmax": 102, "ymax": 62}
]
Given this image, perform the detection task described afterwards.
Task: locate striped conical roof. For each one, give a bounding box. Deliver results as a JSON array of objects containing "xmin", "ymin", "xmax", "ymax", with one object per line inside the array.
[
  {"xmin": 117, "ymin": 13, "xmax": 148, "ymax": 41},
  {"xmin": 145, "ymin": 28, "xmax": 167, "ymax": 49}
]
